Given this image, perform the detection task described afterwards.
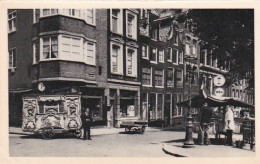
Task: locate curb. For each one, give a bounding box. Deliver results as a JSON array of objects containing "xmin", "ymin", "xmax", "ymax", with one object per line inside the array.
[{"xmin": 162, "ymin": 144, "xmax": 186, "ymax": 157}]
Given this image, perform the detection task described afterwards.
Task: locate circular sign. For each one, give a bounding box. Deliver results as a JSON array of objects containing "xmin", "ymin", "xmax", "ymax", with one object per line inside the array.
[
  {"xmin": 38, "ymin": 82, "xmax": 46, "ymax": 92},
  {"xmin": 214, "ymin": 87, "xmax": 225, "ymax": 97},
  {"xmin": 213, "ymin": 75, "xmax": 226, "ymax": 87}
]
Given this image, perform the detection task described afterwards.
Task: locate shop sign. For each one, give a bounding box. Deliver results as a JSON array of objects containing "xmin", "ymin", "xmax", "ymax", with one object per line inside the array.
[
  {"xmin": 213, "ymin": 75, "xmax": 225, "ymax": 87},
  {"xmin": 214, "ymin": 87, "xmax": 225, "ymax": 97}
]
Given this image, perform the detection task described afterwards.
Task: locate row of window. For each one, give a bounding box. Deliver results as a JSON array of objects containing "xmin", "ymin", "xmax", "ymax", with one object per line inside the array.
[
  {"xmin": 142, "ymin": 93, "xmax": 184, "ymax": 118},
  {"xmin": 33, "ymin": 34, "xmax": 96, "ymax": 65},
  {"xmin": 201, "ymin": 50, "xmax": 230, "ymax": 71},
  {"xmin": 232, "ymin": 89, "xmax": 254, "ymax": 104},
  {"xmin": 142, "ymin": 45, "xmax": 184, "ymax": 64},
  {"xmin": 110, "ymin": 42, "xmax": 138, "ymax": 77},
  {"xmin": 142, "ymin": 67, "xmax": 183, "ymax": 88}
]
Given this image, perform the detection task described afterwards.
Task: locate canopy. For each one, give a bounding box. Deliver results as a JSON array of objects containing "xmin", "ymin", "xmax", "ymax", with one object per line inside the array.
[{"xmin": 177, "ymin": 95, "xmax": 254, "ymax": 108}]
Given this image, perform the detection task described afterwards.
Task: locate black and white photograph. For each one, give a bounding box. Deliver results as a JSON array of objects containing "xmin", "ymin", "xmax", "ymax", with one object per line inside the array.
[{"xmin": 1, "ymin": 1, "xmax": 258, "ymax": 161}]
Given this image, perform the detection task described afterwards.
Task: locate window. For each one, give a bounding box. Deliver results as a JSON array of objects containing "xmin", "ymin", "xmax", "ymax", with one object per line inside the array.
[
  {"xmin": 150, "ymin": 93, "xmax": 156, "ymax": 120},
  {"xmin": 192, "ymin": 45, "xmax": 196, "ymax": 56},
  {"xmin": 8, "ymin": 11, "xmax": 16, "ymax": 33},
  {"xmin": 155, "ymin": 69, "xmax": 164, "ymax": 87},
  {"xmin": 167, "ymin": 68, "xmax": 174, "ymax": 88},
  {"xmin": 61, "ymin": 36, "xmax": 81, "ymax": 60},
  {"xmin": 142, "ymin": 45, "xmax": 148, "ymax": 59},
  {"xmin": 126, "ymin": 11, "xmax": 137, "ymax": 39},
  {"xmin": 173, "ymin": 94, "xmax": 183, "ymax": 116},
  {"xmin": 42, "ymin": 36, "xmax": 58, "ymax": 59},
  {"xmin": 33, "ymin": 42, "xmax": 40, "ymax": 64},
  {"xmin": 179, "ymin": 51, "xmax": 183, "ymax": 64},
  {"xmin": 172, "ymin": 49, "xmax": 178, "ymax": 64},
  {"xmin": 120, "ymin": 90, "xmax": 138, "ymax": 117},
  {"xmin": 174, "ymin": 34, "xmax": 178, "ymax": 45},
  {"xmin": 157, "ymin": 94, "xmax": 163, "ymax": 119},
  {"xmin": 150, "ymin": 47, "xmax": 157, "ymax": 63},
  {"xmin": 111, "ymin": 42, "xmax": 123, "ymax": 75},
  {"xmin": 42, "ymin": 9, "xmax": 59, "ymax": 16},
  {"xmin": 62, "ymin": 9, "xmax": 80, "ymax": 17},
  {"xmin": 167, "ymin": 47, "xmax": 172, "ymax": 62},
  {"xmin": 140, "ymin": 9, "xmax": 149, "ymax": 19},
  {"xmin": 33, "ymin": 9, "xmax": 40, "ymax": 23},
  {"xmin": 142, "ymin": 93, "xmax": 148, "ymax": 119},
  {"xmin": 158, "ymin": 50, "xmax": 164, "ymax": 63},
  {"xmin": 175, "ymin": 69, "xmax": 183, "ymax": 88},
  {"xmin": 8, "ymin": 48, "xmax": 16, "ymax": 68},
  {"xmin": 111, "ymin": 9, "xmax": 122, "ymax": 34},
  {"xmin": 185, "ymin": 44, "xmax": 190, "ymax": 56},
  {"xmin": 85, "ymin": 9, "xmax": 95, "ymax": 25},
  {"xmin": 126, "ymin": 47, "xmax": 137, "ymax": 77},
  {"xmin": 84, "ymin": 41, "xmax": 96, "ymax": 65},
  {"xmin": 152, "ymin": 28, "xmax": 157, "ymax": 40},
  {"xmin": 142, "ymin": 67, "xmax": 152, "ymax": 86}
]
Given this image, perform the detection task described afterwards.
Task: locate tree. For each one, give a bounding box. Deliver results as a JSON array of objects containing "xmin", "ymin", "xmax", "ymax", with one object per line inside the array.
[{"xmin": 179, "ymin": 9, "xmax": 254, "ymax": 88}]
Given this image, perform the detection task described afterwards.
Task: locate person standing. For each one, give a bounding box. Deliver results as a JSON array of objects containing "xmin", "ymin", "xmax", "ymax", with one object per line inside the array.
[
  {"xmin": 198, "ymin": 102, "xmax": 212, "ymax": 145},
  {"xmin": 224, "ymin": 105, "xmax": 235, "ymax": 146},
  {"xmin": 81, "ymin": 108, "xmax": 93, "ymax": 140}
]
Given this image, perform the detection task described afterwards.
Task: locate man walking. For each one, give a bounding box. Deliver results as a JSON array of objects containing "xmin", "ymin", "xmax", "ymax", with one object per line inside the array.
[
  {"xmin": 224, "ymin": 105, "xmax": 235, "ymax": 146},
  {"xmin": 198, "ymin": 102, "xmax": 212, "ymax": 145}
]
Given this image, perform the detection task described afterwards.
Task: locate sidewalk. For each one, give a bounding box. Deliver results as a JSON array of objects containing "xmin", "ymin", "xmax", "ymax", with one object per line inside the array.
[
  {"xmin": 9, "ymin": 126, "xmax": 161, "ymax": 136},
  {"xmin": 162, "ymin": 133, "xmax": 255, "ymax": 157}
]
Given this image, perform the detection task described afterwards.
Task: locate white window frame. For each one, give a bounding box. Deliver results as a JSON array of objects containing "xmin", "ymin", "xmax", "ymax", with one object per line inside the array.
[
  {"xmin": 142, "ymin": 67, "xmax": 152, "ymax": 87},
  {"xmin": 155, "ymin": 69, "xmax": 164, "ymax": 88},
  {"xmin": 110, "ymin": 41, "xmax": 123, "ymax": 75},
  {"xmin": 151, "ymin": 28, "xmax": 158, "ymax": 41},
  {"xmin": 126, "ymin": 46, "xmax": 137, "ymax": 77},
  {"xmin": 175, "ymin": 69, "xmax": 183, "ymax": 88},
  {"xmin": 126, "ymin": 10, "xmax": 137, "ymax": 40},
  {"xmin": 192, "ymin": 45, "xmax": 196, "ymax": 56},
  {"xmin": 172, "ymin": 49, "xmax": 178, "ymax": 65},
  {"xmin": 84, "ymin": 9, "xmax": 96, "ymax": 26},
  {"xmin": 8, "ymin": 10, "xmax": 16, "ymax": 33},
  {"xmin": 150, "ymin": 47, "xmax": 158, "ymax": 64},
  {"xmin": 158, "ymin": 50, "xmax": 164, "ymax": 63},
  {"xmin": 8, "ymin": 48, "xmax": 16, "ymax": 69},
  {"xmin": 142, "ymin": 45, "xmax": 149, "ymax": 60},
  {"xmin": 167, "ymin": 47, "xmax": 172, "ymax": 62},
  {"xmin": 185, "ymin": 44, "xmax": 190, "ymax": 56},
  {"xmin": 110, "ymin": 9, "xmax": 123, "ymax": 35},
  {"xmin": 60, "ymin": 35, "xmax": 83, "ymax": 61},
  {"xmin": 33, "ymin": 41, "xmax": 40, "ymax": 64},
  {"xmin": 84, "ymin": 40, "xmax": 96, "ymax": 65},
  {"xmin": 40, "ymin": 36, "xmax": 59, "ymax": 61}
]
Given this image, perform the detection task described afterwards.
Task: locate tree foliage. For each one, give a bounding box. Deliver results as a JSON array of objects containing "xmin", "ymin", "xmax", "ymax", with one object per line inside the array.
[{"xmin": 181, "ymin": 9, "xmax": 254, "ymax": 88}]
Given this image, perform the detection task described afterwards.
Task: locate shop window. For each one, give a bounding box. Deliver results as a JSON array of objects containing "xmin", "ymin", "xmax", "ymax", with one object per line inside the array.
[
  {"xmin": 142, "ymin": 67, "xmax": 152, "ymax": 86},
  {"xmin": 150, "ymin": 47, "xmax": 157, "ymax": 63},
  {"xmin": 149, "ymin": 93, "xmax": 156, "ymax": 120},
  {"xmin": 8, "ymin": 10, "xmax": 16, "ymax": 33},
  {"xmin": 120, "ymin": 90, "xmax": 138, "ymax": 117},
  {"xmin": 172, "ymin": 49, "xmax": 178, "ymax": 64},
  {"xmin": 167, "ymin": 47, "xmax": 172, "ymax": 62},
  {"xmin": 155, "ymin": 69, "xmax": 164, "ymax": 87},
  {"xmin": 111, "ymin": 9, "xmax": 123, "ymax": 34},
  {"xmin": 8, "ymin": 48, "xmax": 16, "ymax": 69},
  {"xmin": 158, "ymin": 50, "xmax": 164, "ymax": 63},
  {"xmin": 167, "ymin": 68, "xmax": 174, "ymax": 88},
  {"xmin": 142, "ymin": 45, "xmax": 149, "ymax": 59},
  {"xmin": 126, "ymin": 11, "xmax": 137, "ymax": 39},
  {"xmin": 110, "ymin": 42, "xmax": 123, "ymax": 75},
  {"xmin": 175, "ymin": 69, "xmax": 183, "ymax": 88},
  {"xmin": 126, "ymin": 47, "xmax": 137, "ymax": 77},
  {"xmin": 157, "ymin": 94, "xmax": 163, "ymax": 119}
]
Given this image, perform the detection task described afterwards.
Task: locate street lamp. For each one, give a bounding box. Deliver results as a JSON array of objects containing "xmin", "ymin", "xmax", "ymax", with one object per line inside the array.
[{"xmin": 183, "ymin": 56, "xmax": 196, "ymax": 148}]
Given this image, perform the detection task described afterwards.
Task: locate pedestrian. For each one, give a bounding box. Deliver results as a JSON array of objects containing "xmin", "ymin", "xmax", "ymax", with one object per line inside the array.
[
  {"xmin": 198, "ymin": 102, "xmax": 212, "ymax": 145},
  {"xmin": 224, "ymin": 105, "xmax": 235, "ymax": 146},
  {"xmin": 81, "ymin": 107, "xmax": 93, "ymax": 140}
]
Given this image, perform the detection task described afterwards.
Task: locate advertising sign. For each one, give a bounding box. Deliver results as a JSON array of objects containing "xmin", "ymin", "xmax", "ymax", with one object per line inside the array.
[
  {"xmin": 213, "ymin": 75, "xmax": 226, "ymax": 86},
  {"xmin": 214, "ymin": 87, "xmax": 225, "ymax": 97}
]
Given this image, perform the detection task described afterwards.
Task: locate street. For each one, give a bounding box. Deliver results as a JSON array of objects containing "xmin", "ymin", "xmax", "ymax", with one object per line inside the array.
[{"xmin": 9, "ymin": 130, "xmax": 184, "ymax": 157}]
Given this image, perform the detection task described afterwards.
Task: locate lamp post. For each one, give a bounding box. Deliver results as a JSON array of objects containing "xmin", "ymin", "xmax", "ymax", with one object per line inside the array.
[{"xmin": 183, "ymin": 57, "xmax": 196, "ymax": 148}]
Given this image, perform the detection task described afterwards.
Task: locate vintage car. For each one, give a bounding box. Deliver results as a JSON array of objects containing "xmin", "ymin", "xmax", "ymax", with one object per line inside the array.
[{"xmin": 22, "ymin": 95, "xmax": 82, "ymax": 139}]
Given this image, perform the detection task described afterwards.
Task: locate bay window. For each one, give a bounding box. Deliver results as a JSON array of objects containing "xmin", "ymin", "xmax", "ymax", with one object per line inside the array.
[
  {"xmin": 126, "ymin": 11, "xmax": 137, "ymax": 39},
  {"xmin": 63, "ymin": 9, "xmax": 81, "ymax": 17},
  {"xmin": 110, "ymin": 42, "xmax": 123, "ymax": 75},
  {"xmin": 8, "ymin": 11, "xmax": 16, "ymax": 33},
  {"xmin": 39, "ymin": 34, "xmax": 96, "ymax": 64},
  {"xmin": 126, "ymin": 47, "xmax": 137, "ymax": 77},
  {"xmin": 111, "ymin": 9, "xmax": 122, "ymax": 34}
]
